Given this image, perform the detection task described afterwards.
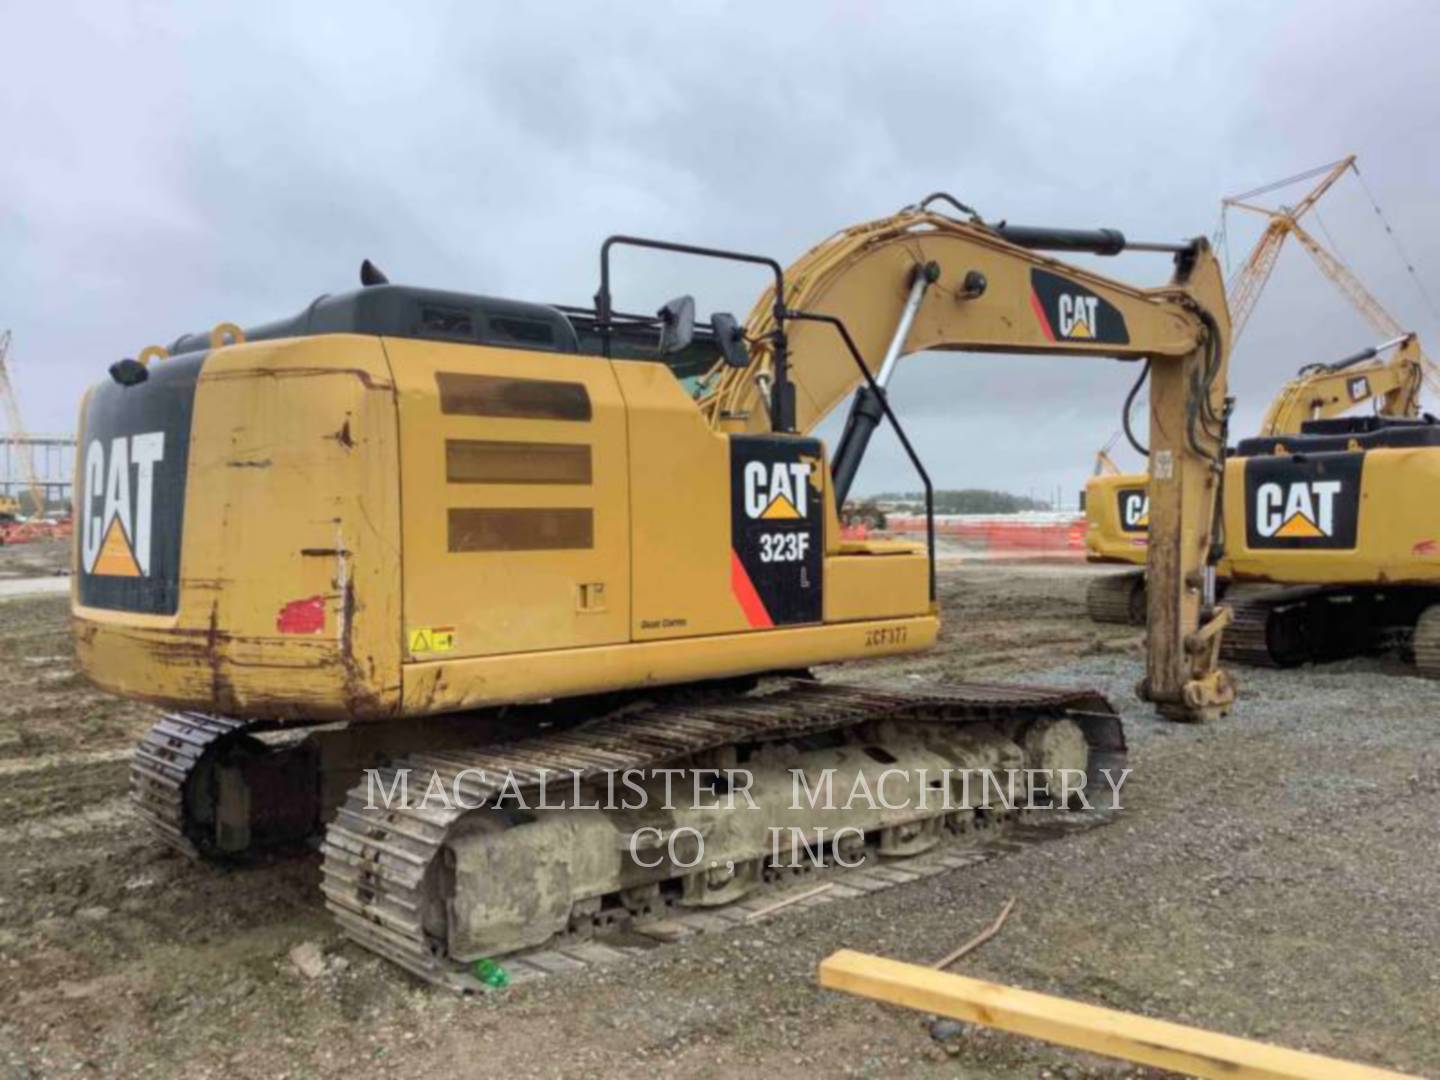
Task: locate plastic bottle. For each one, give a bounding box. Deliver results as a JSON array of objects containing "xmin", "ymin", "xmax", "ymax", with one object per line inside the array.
[{"xmin": 472, "ymin": 957, "xmax": 510, "ymax": 989}]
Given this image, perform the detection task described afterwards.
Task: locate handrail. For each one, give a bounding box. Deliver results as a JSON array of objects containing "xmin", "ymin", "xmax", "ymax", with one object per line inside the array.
[
  {"xmin": 595, "ymin": 235, "xmax": 794, "ymax": 431},
  {"xmin": 782, "ymin": 309, "xmax": 936, "ymax": 602}
]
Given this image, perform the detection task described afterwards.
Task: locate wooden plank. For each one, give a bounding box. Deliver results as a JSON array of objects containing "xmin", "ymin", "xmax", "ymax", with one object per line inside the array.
[{"xmin": 817, "ymin": 950, "xmax": 1415, "ymax": 1080}]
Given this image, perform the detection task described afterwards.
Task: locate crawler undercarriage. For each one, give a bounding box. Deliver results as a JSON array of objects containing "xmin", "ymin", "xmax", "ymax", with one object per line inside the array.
[
  {"xmin": 133, "ymin": 678, "xmax": 1126, "ymax": 989},
  {"xmin": 1086, "ymin": 570, "xmax": 1440, "ymax": 675}
]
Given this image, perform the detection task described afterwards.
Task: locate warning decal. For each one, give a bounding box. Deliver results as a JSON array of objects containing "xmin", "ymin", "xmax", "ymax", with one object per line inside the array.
[{"xmin": 408, "ymin": 626, "xmax": 456, "ymax": 654}]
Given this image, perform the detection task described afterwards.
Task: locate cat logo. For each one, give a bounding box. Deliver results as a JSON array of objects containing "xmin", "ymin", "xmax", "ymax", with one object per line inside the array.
[
  {"xmin": 1029, "ymin": 269, "xmax": 1130, "ymax": 346},
  {"xmin": 1057, "ymin": 294, "xmax": 1100, "ymax": 339},
  {"xmin": 730, "ymin": 436, "xmax": 823, "ymax": 627},
  {"xmin": 80, "ymin": 432, "xmax": 165, "ymax": 577},
  {"xmin": 1254, "ymin": 479, "xmax": 1342, "ymax": 539},
  {"xmin": 1347, "ymin": 375, "xmax": 1371, "ymax": 403},
  {"xmin": 1118, "ymin": 489, "xmax": 1149, "ymax": 533},
  {"xmin": 743, "ymin": 460, "xmax": 812, "ymax": 520},
  {"xmin": 1243, "ymin": 453, "xmax": 1361, "ymax": 550}
]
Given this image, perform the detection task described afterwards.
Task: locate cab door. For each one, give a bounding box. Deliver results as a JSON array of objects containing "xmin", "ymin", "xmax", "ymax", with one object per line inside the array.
[{"xmin": 387, "ymin": 338, "xmax": 630, "ymax": 659}]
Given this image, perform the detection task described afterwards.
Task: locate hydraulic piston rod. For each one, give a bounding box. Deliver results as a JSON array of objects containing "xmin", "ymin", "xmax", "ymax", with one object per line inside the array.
[{"xmin": 831, "ymin": 262, "xmax": 939, "ymax": 505}]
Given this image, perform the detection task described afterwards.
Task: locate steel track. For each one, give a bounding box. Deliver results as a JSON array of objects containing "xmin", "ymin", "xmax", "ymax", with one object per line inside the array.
[{"xmin": 318, "ymin": 680, "xmax": 1124, "ymax": 990}]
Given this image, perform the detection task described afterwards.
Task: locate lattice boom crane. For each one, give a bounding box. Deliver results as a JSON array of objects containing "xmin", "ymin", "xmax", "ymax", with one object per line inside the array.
[{"xmin": 0, "ymin": 331, "xmax": 46, "ymax": 515}]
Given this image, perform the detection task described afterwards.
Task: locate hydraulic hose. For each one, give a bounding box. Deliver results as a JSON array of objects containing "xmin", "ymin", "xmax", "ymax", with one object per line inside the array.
[{"xmin": 1122, "ymin": 361, "xmax": 1150, "ymax": 457}]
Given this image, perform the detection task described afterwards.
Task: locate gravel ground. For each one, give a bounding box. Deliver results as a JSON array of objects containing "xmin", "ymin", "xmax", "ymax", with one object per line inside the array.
[{"xmin": 0, "ymin": 555, "xmax": 1436, "ymax": 1078}]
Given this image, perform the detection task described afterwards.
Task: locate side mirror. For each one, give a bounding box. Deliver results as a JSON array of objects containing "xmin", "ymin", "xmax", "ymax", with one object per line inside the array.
[
  {"xmin": 657, "ymin": 295, "xmax": 696, "ymax": 356},
  {"xmin": 711, "ymin": 312, "xmax": 750, "ymax": 368}
]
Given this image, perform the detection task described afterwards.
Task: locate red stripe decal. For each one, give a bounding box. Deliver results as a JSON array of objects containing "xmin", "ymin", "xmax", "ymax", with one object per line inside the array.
[
  {"xmin": 1029, "ymin": 289, "xmax": 1056, "ymax": 342},
  {"xmin": 730, "ymin": 550, "xmax": 774, "ymax": 629}
]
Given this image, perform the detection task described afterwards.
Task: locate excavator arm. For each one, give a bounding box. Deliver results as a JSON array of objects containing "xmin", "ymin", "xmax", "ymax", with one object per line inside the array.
[
  {"xmin": 1259, "ymin": 333, "xmax": 1424, "ymax": 437},
  {"xmin": 697, "ymin": 206, "xmax": 1236, "ymax": 721}
]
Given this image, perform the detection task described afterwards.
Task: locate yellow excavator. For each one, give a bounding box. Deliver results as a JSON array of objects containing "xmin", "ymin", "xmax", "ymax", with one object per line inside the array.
[
  {"xmin": 75, "ymin": 198, "xmax": 1234, "ymax": 988},
  {"xmin": 1085, "ymin": 155, "xmax": 1440, "ymax": 674},
  {"xmin": 1085, "ymin": 333, "xmax": 1427, "ymax": 624}
]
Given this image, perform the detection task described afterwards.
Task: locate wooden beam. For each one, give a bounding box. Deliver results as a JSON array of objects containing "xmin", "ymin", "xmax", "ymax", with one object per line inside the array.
[{"xmin": 818, "ymin": 950, "xmax": 1416, "ymax": 1080}]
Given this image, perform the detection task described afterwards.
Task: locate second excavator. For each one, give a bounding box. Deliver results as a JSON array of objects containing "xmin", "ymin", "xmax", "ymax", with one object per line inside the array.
[
  {"xmin": 75, "ymin": 197, "xmax": 1234, "ymax": 988},
  {"xmin": 1085, "ymin": 332, "xmax": 1427, "ymax": 624},
  {"xmin": 1086, "ymin": 331, "xmax": 1440, "ymax": 675}
]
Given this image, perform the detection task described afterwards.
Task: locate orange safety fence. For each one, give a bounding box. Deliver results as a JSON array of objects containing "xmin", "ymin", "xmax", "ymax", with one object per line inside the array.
[
  {"xmin": 0, "ymin": 518, "xmax": 73, "ymax": 545},
  {"xmin": 877, "ymin": 514, "xmax": 1086, "ymax": 559}
]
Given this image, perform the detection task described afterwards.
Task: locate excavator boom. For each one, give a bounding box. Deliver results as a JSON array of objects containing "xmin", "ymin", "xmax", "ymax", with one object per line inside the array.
[
  {"xmin": 1259, "ymin": 333, "xmax": 1424, "ymax": 436},
  {"xmin": 697, "ymin": 207, "xmax": 1234, "ymax": 718}
]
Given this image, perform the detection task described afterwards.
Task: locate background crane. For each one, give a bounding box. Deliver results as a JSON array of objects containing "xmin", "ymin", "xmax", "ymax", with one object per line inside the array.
[
  {"xmin": 1219, "ymin": 156, "xmax": 1356, "ymax": 343},
  {"xmin": 0, "ymin": 331, "xmax": 47, "ymax": 517},
  {"xmin": 1220, "ymin": 155, "xmax": 1440, "ymax": 395}
]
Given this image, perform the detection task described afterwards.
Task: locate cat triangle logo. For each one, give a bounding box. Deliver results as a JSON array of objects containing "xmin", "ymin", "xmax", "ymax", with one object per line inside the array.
[
  {"xmin": 760, "ymin": 493, "xmax": 802, "ymax": 520},
  {"xmin": 92, "ymin": 517, "xmax": 142, "ymax": 577},
  {"xmin": 1067, "ymin": 316, "xmax": 1094, "ymax": 339},
  {"xmin": 1275, "ymin": 512, "xmax": 1324, "ymax": 539}
]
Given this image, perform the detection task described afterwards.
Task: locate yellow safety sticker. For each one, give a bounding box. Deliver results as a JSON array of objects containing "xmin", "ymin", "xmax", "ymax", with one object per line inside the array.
[{"xmin": 408, "ymin": 626, "xmax": 456, "ymax": 653}]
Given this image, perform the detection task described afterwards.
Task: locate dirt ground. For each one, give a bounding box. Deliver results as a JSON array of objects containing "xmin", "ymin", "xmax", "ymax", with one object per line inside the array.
[
  {"xmin": 1, "ymin": 540, "xmax": 1436, "ymax": 1078},
  {"xmin": 0, "ymin": 535, "xmax": 69, "ymax": 580}
]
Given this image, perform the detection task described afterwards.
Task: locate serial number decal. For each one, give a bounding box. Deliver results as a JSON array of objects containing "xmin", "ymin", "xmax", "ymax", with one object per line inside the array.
[
  {"xmin": 758, "ymin": 532, "xmax": 812, "ymax": 563},
  {"xmin": 864, "ymin": 626, "xmax": 908, "ymax": 648}
]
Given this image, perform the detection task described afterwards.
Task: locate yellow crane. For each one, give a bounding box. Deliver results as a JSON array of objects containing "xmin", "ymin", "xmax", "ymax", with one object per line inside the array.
[
  {"xmin": 1220, "ymin": 156, "xmax": 1357, "ymax": 343},
  {"xmin": 1221, "ymin": 156, "xmax": 1440, "ymax": 395},
  {"xmin": 0, "ymin": 331, "xmax": 45, "ymax": 518}
]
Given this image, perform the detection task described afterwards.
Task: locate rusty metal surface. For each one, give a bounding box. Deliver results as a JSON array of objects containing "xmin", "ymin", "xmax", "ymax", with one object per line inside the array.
[{"xmin": 319, "ymin": 679, "xmax": 1123, "ymax": 990}]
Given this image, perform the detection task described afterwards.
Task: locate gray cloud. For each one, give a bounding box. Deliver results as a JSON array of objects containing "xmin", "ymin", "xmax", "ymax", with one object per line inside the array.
[{"xmin": 3, "ymin": 1, "xmax": 1437, "ymax": 502}]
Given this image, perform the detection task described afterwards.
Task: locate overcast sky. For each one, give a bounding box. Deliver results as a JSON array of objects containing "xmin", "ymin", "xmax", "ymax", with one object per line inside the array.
[{"xmin": 4, "ymin": 1, "xmax": 1438, "ymax": 501}]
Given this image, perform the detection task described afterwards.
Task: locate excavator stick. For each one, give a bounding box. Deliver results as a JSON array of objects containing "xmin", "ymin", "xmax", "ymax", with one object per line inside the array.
[{"xmin": 1143, "ymin": 312, "xmax": 1235, "ymax": 721}]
